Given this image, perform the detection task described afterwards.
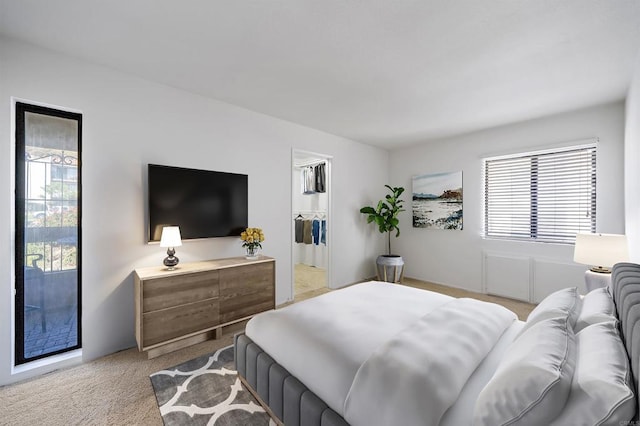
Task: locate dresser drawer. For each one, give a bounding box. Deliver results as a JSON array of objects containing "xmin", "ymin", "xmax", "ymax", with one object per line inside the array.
[
  {"xmin": 220, "ymin": 291, "xmax": 274, "ymax": 323},
  {"xmin": 219, "ymin": 262, "xmax": 274, "ymax": 297},
  {"xmin": 142, "ymin": 299, "xmax": 219, "ymax": 347},
  {"xmin": 143, "ymin": 270, "xmax": 219, "ymax": 312}
]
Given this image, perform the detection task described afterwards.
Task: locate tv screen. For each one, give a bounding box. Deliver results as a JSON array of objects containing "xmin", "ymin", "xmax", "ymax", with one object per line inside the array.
[{"xmin": 148, "ymin": 164, "xmax": 248, "ymax": 242}]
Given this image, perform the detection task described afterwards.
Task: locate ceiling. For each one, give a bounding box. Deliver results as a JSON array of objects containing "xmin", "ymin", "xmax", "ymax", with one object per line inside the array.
[{"xmin": 1, "ymin": 1, "xmax": 640, "ymax": 149}]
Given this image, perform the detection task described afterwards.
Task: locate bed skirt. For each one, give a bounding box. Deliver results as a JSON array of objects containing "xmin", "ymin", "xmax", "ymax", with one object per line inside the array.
[{"xmin": 234, "ymin": 333, "xmax": 349, "ymax": 426}]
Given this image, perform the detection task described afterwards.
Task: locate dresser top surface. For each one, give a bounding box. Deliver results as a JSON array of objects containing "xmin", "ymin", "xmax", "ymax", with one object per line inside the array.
[{"xmin": 135, "ymin": 255, "xmax": 274, "ymax": 280}]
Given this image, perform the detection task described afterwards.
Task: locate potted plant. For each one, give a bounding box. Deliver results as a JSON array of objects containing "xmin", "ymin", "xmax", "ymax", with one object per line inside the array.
[{"xmin": 359, "ymin": 185, "xmax": 405, "ymax": 282}]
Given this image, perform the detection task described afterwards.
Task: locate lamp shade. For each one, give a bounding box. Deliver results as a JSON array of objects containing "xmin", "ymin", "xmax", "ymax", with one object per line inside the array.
[
  {"xmin": 573, "ymin": 233, "xmax": 629, "ymax": 268},
  {"xmin": 160, "ymin": 226, "xmax": 182, "ymax": 248}
]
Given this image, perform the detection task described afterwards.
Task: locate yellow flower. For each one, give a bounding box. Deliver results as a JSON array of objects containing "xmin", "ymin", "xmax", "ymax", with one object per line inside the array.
[{"xmin": 240, "ymin": 227, "xmax": 265, "ymax": 247}]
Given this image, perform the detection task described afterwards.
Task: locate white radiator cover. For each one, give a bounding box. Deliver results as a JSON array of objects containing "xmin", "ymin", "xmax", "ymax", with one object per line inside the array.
[
  {"xmin": 483, "ymin": 253, "xmax": 531, "ymax": 301},
  {"xmin": 483, "ymin": 252, "xmax": 586, "ymax": 303},
  {"xmin": 532, "ymin": 259, "xmax": 587, "ymax": 302}
]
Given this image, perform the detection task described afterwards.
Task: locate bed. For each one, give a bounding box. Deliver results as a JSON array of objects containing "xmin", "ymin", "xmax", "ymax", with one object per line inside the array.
[{"xmin": 235, "ymin": 262, "xmax": 640, "ymax": 425}]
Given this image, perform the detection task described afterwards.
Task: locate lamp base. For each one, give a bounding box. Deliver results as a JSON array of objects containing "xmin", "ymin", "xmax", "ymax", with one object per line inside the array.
[
  {"xmin": 163, "ymin": 247, "xmax": 179, "ymax": 270},
  {"xmin": 589, "ymin": 266, "xmax": 611, "ymax": 274},
  {"xmin": 584, "ymin": 269, "xmax": 612, "ymax": 292}
]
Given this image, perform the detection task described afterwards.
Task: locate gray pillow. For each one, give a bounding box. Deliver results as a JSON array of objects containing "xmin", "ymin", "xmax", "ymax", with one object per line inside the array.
[
  {"xmin": 549, "ymin": 321, "xmax": 634, "ymax": 425},
  {"xmin": 574, "ymin": 287, "xmax": 616, "ymax": 333},
  {"xmin": 474, "ymin": 316, "xmax": 576, "ymax": 426},
  {"xmin": 516, "ymin": 287, "xmax": 581, "ymax": 339}
]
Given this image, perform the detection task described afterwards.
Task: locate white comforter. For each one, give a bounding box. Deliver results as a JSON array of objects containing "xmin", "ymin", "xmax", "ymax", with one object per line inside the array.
[
  {"xmin": 245, "ymin": 282, "xmax": 518, "ymax": 425},
  {"xmin": 344, "ymin": 297, "xmax": 517, "ymax": 426}
]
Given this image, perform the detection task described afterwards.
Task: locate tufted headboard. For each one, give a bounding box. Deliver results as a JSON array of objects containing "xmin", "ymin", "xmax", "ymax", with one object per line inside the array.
[{"xmin": 610, "ymin": 262, "xmax": 640, "ymax": 419}]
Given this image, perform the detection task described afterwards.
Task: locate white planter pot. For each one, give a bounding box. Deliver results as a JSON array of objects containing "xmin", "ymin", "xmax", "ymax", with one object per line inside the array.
[{"xmin": 376, "ymin": 255, "xmax": 405, "ymax": 283}]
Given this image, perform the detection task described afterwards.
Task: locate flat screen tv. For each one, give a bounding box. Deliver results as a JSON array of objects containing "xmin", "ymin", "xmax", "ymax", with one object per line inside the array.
[{"xmin": 147, "ymin": 164, "xmax": 248, "ymax": 242}]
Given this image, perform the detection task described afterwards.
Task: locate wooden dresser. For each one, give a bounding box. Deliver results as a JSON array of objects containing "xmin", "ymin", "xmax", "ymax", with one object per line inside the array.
[{"xmin": 134, "ymin": 256, "xmax": 275, "ymax": 358}]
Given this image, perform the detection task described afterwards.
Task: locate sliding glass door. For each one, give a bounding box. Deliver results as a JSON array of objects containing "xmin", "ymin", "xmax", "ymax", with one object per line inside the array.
[{"xmin": 15, "ymin": 102, "xmax": 82, "ymax": 365}]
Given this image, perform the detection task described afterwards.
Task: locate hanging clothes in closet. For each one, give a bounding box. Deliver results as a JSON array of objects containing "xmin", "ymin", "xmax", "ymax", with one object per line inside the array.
[
  {"xmin": 321, "ymin": 219, "xmax": 327, "ymax": 245},
  {"xmin": 294, "ymin": 213, "xmax": 327, "ymax": 246},
  {"xmin": 303, "ymin": 219, "xmax": 313, "ymax": 244},
  {"xmin": 312, "ymin": 218, "xmax": 320, "ymax": 245},
  {"xmin": 300, "ymin": 162, "xmax": 326, "ymax": 194},
  {"xmin": 294, "ymin": 212, "xmax": 327, "ymax": 268},
  {"xmin": 315, "ymin": 163, "xmax": 326, "ymax": 193},
  {"xmin": 294, "ymin": 215, "xmax": 304, "ymax": 243},
  {"xmin": 302, "ymin": 166, "xmax": 316, "ymax": 194}
]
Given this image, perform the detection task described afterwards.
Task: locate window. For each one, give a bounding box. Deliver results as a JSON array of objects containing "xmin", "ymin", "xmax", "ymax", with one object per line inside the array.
[
  {"xmin": 484, "ymin": 143, "xmax": 596, "ymax": 243},
  {"xmin": 50, "ymin": 164, "xmax": 78, "ymax": 182}
]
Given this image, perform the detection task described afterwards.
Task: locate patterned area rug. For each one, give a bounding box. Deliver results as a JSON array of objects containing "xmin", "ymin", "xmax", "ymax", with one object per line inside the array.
[{"xmin": 150, "ymin": 345, "xmax": 276, "ymax": 425}]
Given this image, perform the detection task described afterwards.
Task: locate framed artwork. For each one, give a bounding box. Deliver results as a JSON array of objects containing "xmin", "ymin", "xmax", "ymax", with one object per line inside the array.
[{"xmin": 412, "ymin": 171, "xmax": 463, "ymax": 230}]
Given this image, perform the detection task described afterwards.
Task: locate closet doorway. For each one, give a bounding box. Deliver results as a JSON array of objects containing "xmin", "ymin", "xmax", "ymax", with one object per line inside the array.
[{"xmin": 291, "ymin": 150, "xmax": 331, "ymax": 301}]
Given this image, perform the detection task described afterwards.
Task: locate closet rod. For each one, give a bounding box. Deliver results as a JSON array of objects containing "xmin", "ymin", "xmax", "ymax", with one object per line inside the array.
[{"xmin": 294, "ymin": 159, "xmax": 327, "ymax": 168}]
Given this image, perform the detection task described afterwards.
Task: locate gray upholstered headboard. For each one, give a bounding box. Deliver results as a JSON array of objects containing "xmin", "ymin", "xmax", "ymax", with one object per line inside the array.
[{"xmin": 611, "ymin": 262, "xmax": 640, "ymax": 419}]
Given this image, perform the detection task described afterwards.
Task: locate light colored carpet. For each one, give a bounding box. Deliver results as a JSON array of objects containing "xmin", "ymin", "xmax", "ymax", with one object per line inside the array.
[
  {"xmin": 0, "ymin": 279, "xmax": 535, "ymax": 425},
  {"xmin": 294, "ymin": 263, "xmax": 326, "ymax": 296},
  {"xmin": 0, "ymin": 322, "xmax": 245, "ymax": 426}
]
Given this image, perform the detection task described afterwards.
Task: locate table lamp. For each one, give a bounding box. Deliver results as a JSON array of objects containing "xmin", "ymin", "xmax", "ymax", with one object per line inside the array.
[
  {"xmin": 574, "ymin": 233, "xmax": 629, "ymax": 291},
  {"xmin": 160, "ymin": 226, "xmax": 182, "ymax": 270}
]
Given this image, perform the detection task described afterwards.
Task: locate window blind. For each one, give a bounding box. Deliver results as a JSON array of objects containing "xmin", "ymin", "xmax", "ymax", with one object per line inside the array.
[{"xmin": 484, "ymin": 144, "xmax": 596, "ymax": 243}]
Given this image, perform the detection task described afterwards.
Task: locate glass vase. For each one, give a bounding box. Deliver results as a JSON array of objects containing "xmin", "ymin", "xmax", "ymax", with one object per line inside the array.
[{"xmin": 245, "ymin": 245, "xmax": 259, "ymax": 260}]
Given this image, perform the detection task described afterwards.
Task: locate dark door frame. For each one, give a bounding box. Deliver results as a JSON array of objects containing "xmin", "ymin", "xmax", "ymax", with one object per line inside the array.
[{"xmin": 14, "ymin": 101, "xmax": 83, "ymax": 365}]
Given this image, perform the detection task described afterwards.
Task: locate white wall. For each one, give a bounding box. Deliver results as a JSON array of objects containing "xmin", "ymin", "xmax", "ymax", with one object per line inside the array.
[
  {"xmin": 0, "ymin": 37, "xmax": 388, "ymax": 385},
  {"xmin": 390, "ymin": 102, "xmax": 625, "ymax": 300},
  {"xmin": 625, "ymin": 51, "xmax": 640, "ymax": 262}
]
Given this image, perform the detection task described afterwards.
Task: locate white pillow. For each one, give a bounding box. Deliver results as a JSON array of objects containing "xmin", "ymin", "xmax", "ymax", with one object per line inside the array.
[
  {"xmin": 574, "ymin": 287, "xmax": 617, "ymax": 333},
  {"xmin": 517, "ymin": 287, "xmax": 581, "ymax": 338},
  {"xmin": 550, "ymin": 321, "xmax": 635, "ymax": 425},
  {"xmin": 474, "ymin": 316, "xmax": 576, "ymax": 426}
]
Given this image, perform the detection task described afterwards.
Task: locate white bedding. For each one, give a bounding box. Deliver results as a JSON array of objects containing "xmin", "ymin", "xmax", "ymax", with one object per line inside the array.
[
  {"xmin": 344, "ymin": 297, "xmax": 517, "ymax": 426},
  {"xmin": 245, "ymin": 281, "xmax": 524, "ymax": 424}
]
